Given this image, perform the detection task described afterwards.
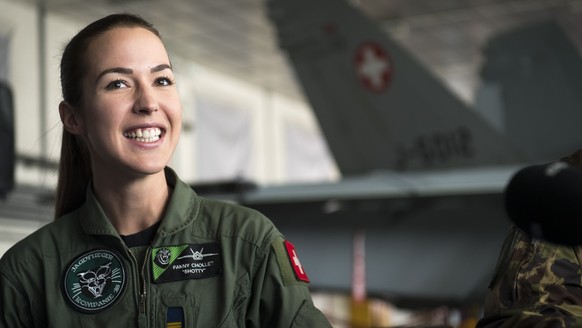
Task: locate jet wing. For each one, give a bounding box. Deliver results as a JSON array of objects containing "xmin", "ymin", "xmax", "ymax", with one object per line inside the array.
[{"xmin": 193, "ymin": 165, "xmax": 520, "ymax": 304}]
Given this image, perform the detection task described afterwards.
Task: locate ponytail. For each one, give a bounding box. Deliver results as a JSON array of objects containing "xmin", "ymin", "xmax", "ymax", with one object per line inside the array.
[{"xmin": 54, "ymin": 130, "xmax": 92, "ymax": 219}]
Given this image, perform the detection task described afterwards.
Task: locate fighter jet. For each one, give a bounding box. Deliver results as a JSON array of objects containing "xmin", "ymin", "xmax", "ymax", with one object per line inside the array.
[{"xmin": 193, "ymin": 0, "xmax": 582, "ymax": 308}]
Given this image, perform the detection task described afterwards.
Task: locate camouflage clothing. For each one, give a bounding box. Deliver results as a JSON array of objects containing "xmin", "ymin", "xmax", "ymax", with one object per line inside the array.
[{"xmin": 477, "ymin": 225, "xmax": 582, "ymax": 327}]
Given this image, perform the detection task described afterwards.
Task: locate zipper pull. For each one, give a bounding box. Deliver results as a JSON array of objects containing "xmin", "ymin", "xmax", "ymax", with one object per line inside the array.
[{"xmin": 139, "ymin": 291, "xmax": 147, "ymax": 314}]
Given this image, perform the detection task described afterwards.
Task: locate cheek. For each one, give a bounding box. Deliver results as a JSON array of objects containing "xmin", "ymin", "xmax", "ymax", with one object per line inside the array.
[
  {"xmin": 167, "ymin": 98, "xmax": 183, "ymax": 125},
  {"xmin": 86, "ymin": 97, "xmax": 126, "ymax": 124},
  {"xmin": 173, "ymin": 107, "xmax": 182, "ymax": 123},
  {"xmin": 173, "ymin": 108, "xmax": 183, "ymax": 135},
  {"xmin": 81, "ymin": 106, "xmax": 121, "ymax": 142}
]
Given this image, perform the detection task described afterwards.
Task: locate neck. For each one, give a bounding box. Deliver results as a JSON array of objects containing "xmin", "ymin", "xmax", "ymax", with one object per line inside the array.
[{"xmin": 91, "ymin": 168, "xmax": 171, "ymax": 236}]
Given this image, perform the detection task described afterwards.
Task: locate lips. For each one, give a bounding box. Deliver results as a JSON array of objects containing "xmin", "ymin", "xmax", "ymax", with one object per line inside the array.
[{"xmin": 123, "ymin": 127, "xmax": 162, "ymax": 143}]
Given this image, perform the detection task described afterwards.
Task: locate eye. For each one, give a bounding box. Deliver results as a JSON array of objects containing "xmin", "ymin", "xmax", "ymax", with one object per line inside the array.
[
  {"xmin": 155, "ymin": 76, "xmax": 175, "ymax": 86},
  {"xmin": 105, "ymin": 79, "xmax": 128, "ymax": 90}
]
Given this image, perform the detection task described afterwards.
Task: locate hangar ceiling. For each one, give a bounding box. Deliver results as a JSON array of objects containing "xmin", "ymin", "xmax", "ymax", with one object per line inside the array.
[{"xmin": 12, "ymin": 0, "xmax": 582, "ymax": 103}]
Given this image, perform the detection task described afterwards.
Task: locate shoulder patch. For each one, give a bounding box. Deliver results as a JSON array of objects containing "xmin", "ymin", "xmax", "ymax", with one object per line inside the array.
[
  {"xmin": 62, "ymin": 249, "xmax": 126, "ymax": 314},
  {"xmin": 272, "ymin": 237, "xmax": 310, "ymax": 285},
  {"xmin": 284, "ymin": 240, "xmax": 310, "ymax": 283}
]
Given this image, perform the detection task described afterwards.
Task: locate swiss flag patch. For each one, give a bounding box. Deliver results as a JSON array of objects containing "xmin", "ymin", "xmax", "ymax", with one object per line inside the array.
[{"xmin": 284, "ymin": 240, "xmax": 310, "ymax": 283}]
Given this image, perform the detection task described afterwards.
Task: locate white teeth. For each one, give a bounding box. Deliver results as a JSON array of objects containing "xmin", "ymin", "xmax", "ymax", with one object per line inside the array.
[{"xmin": 124, "ymin": 128, "xmax": 162, "ymax": 143}]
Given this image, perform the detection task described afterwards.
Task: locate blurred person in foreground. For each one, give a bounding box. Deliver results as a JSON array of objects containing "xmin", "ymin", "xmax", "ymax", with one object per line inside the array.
[{"xmin": 477, "ymin": 149, "xmax": 582, "ymax": 327}]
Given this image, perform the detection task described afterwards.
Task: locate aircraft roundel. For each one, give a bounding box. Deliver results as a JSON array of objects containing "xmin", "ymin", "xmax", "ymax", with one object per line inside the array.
[{"xmin": 354, "ymin": 41, "xmax": 393, "ymax": 93}]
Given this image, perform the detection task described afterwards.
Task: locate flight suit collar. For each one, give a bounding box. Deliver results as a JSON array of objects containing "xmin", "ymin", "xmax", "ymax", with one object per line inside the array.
[
  {"xmin": 155, "ymin": 167, "xmax": 200, "ymax": 239},
  {"xmin": 79, "ymin": 186, "xmax": 118, "ymax": 237},
  {"xmin": 79, "ymin": 167, "xmax": 200, "ymax": 239}
]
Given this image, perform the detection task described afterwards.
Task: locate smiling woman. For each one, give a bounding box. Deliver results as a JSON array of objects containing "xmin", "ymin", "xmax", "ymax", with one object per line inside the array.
[
  {"xmin": 0, "ymin": 13, "xmax": 332, "ymax": 328},
  {"xmin": 58, "ymin": 25, "xmax": 182, "ymax": 234},
  {"xmin": 56, "ymin": 19, "xmax": 181, "ymax": 226}
]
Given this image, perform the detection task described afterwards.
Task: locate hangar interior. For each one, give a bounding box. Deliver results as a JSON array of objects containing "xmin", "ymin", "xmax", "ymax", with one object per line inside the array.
[{"xmin": 1, "ymin": 0, "xmax": 582, "ymax": 327}]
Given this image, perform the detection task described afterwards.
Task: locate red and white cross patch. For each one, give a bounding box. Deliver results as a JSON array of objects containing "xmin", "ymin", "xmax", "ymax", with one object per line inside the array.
[{"xmin": 284, "ymin": 240, "xmax": 310, "ymax": 283}]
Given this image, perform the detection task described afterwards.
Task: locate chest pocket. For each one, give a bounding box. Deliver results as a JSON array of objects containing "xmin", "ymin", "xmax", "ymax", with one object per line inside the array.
[
  {"xmin": 218, "ymin": 273, "xmax": 251, "ymax": 328},
  {"xmin": 154, "ymin": 274, "xmax": 251, "ymax": 327}
]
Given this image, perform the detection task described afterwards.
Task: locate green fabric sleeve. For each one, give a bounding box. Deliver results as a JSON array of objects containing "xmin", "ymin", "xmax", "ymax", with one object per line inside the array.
[
  {"xmin": 0, "ymin": 270, "xmax": 35, "ymax": 327},
  {"xmin": 245, "ymin": 235, "xmax": 332, "ymax": 328}
]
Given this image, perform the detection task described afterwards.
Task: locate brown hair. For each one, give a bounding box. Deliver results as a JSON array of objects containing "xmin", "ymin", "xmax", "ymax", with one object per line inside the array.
[
  {"xmin": 55, "ymin": 14, "xmax": 162, "ymax": 219},
  {"xmin": 560, "ymin": 149, "xmax": 582, "ymax": 168}
]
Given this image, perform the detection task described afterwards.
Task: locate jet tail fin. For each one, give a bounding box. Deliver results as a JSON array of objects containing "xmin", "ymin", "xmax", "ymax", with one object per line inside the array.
[
  {"xmin": 267, "ymin": 0, "xmax": 521, "ymax": 175},
  {"xmin": 477, "ymin": 21, "xmax": 582, "ymax": 163}
]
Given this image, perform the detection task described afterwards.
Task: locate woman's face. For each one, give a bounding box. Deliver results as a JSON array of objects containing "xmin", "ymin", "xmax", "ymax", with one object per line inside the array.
[{"xmin": 77, "ymin": 27, "xmax": 182, "ymax": 177}]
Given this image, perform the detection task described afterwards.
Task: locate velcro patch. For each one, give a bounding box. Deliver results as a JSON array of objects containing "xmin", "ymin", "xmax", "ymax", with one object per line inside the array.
[
  {"xmin": 151, "ymin": 243, "xmax": 222, "ymax": 283},
  {"xmin": 62, "ymin": 249, "xmax": 126, "ymax": 314},
  {"xmin": 166, "ymin": 307, "xmax": 184, "ymax": 328},
  {"xmin": 272, "ymin": 237, "xmax": 305, "ymax": 285},
  {"xmin": 284, "ymin": 240, "xmax": 310, "ymax": 283}
]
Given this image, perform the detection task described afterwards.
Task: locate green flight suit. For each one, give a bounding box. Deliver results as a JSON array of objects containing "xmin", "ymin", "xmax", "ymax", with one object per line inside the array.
[
  {"xmin": 0, "ymin": 168, "xmax": 332, "ymax": 327},
  {"xmin": 477, "ymin": 225, "xmax": 582, "ymax": 327}
]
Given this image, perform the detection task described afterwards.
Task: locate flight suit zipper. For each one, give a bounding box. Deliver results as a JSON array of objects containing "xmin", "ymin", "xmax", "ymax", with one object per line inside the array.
[
  {"xmin": 139, "ymin": 247, "xmax": 151, "ymax": 315},
  {"xmin": 128, "ymin": 247, "xmax": 152, "ymax": 315}
]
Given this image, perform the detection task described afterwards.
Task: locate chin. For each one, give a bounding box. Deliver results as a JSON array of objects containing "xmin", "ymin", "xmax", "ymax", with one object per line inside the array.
[
  {"xmin": 137, "ymin": 164, "xmax": 168, "ymax": 175},
  {"xmin": 124, "ymin": 159, "xmax": 168, "ymax": 176}
]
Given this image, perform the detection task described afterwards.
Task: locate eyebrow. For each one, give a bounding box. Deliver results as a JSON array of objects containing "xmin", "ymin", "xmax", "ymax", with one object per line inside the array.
[{"xmin": 96, "ymin": 64, "xmax": 173, "ymax": 82}]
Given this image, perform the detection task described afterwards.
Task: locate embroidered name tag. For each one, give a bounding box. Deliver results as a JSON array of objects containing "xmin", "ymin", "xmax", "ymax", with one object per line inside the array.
[{"xmin": 151, "ymin": 243, "xmax": 222, "ymax": 283}]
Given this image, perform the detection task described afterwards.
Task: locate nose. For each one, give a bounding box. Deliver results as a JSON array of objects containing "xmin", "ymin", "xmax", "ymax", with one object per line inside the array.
[{"xmin": 132, "ymin": 85, "xmax": 158, "ymax": 114}]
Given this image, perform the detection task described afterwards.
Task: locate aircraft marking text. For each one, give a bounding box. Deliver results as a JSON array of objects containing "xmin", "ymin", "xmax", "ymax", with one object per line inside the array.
[{"xmin": 396, "ymin": 127, "xmax": 474, "ymax": 169}]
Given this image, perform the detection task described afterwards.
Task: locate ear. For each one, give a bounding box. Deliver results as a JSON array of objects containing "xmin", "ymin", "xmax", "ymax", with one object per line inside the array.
[{"xmin": 59, "ymin": 101, "xmax": 83, "ymax": 135}]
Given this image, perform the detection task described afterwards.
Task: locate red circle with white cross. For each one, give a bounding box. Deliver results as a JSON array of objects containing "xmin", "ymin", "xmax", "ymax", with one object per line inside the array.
[{"xmin": 354, "ymin": 41, "xmax": 393, "ymax": 93}]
